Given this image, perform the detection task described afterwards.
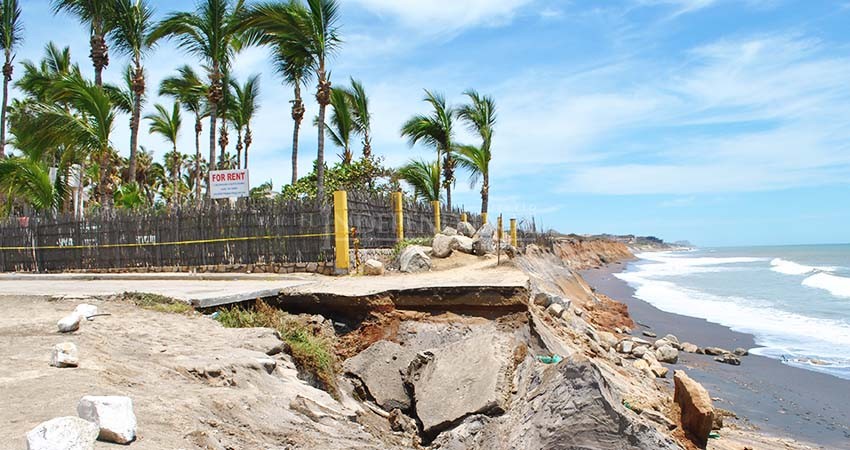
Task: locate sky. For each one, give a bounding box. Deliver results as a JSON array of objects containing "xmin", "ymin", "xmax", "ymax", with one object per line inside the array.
[{"xmin": 9, "ymin": 0, "xmax": 850, "ymax": 247}]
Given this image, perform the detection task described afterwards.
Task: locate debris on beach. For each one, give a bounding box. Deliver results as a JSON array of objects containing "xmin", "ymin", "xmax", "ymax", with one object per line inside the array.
[
  {"xmin": 50, "ymin": 342, "xmax": 79, "ymax": 368},
  {"xmin": 77, "ymin": 396, "xmax": 137, "ymax": 444},
  {"xmin": 26, "ymin": 416, "xmax": 99, "ymax": 450}
]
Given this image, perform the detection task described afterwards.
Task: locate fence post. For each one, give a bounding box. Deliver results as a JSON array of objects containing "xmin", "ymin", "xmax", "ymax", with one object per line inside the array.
[
  {"xmin": 510, "ymin": 218, "xmax": 517, "ymax": 247},
  {"xmin": 461, "ymin": 212, "xmax": 467, "ymax": 223},
  {"xmin": 482, "ymin": 212, "xmax": 488, "ymax": 226},
  {"xmin": 393, "ymin": 191, "xmax": 404, "ymax": 242},
  {"xmin": 497, "ymin": 215, "xmax": 503, "ymax": 241},
  {"xmin": 334, "ymin": 190, "xmax": 350, "ymax": 274},
  {"xmin": 431, "ymin": 200, "xmax": 441, "ymax": 234}
]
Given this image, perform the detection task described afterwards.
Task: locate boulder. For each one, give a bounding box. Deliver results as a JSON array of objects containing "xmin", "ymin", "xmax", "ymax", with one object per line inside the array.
[
  {"xmin": 674, "ymin": 371, "xmax": 715, "ymax": 447},
  {"xmin": 656, "ymin": 345, "xmax": 679, "ymax": 364},
  {"xmin": 363, "ymin": 259, "xmax": 385, "ymax": 276},
  {"xmin": 442, "ymin": 226, "xmax": 458, "ymax": 236},
  {"xmin": 76, "ymin": 396, "xmax": 137, "ymax": 444},
  {"xmin": 597, "ymin": 331, "xmax": 618, "ymax": 351},
  {"xmin": 26, "ymin": 416, "xmax": 99, "ymax": 450},
  {"xmin": 633, "ymin": 359, "xmax": 651, "ymax": 375},
  {"xmin": 642, "ymin": 330, "xmax": 657, "ymax": 338},
  {"xmin": 733, "ymin": 347, "xmax": 749, "ymax": 356},
  {"xmin": 73, "ymin": 304, "xmax": 98, "ymax": 320},
  {"xmin": 714, "ymin": 353, "xmax": 741, "ymax": 366},
  {"xmin": 406, "ymin": 332, "xmax": 513, "ymax": 436},
  {"xmin": 632, "ymin": 346, "xmax": 649, "ymax": 359},
  {"xmin": 680, "ymin": 342, "xmax": 699, "ymax": 353},
  {"xmin": 545, "ymin": 303, "xmax": 565, "ymax": 319},
  {"xmin": 431, "ymin": 234, "xmax": 454, "ymax": 258},
  {"xmin": 50, "ymin": 342, "xmax": 79, "ymax": 368},
  {"xmin": 389, "ymin": 408, "xmax": 419, "ymax": 435},
  {"xmin": 703, "ymin": 347, "xmax": 728, "ymax": 356},
  {"xmin": 57, "ymin": 314, "xmax": 82, "ymax": 333},
  {"xmin": 449, "ymin": 235, "xmax": 474, "ymax": 254},
  {"xmin": 472, "ymin": 224, "xmax": 496, "ymax": 256},
  {"xmin": 651, "ymin": 365, "xmax": 669, "ymax": 378},
  {"xmin": 456, "ymin": 221, "xmax": 476, "ymax": 237},
  {"xmin": 399, "ymin": 246, "xmax": 432, "ymax": 273},
  {"xmin": 343, "ymin": 341, "xmax": 415, "ymax": 411},
  {"xmin": 498, "ymin": 242, "xmax": 517, "ymax": 258},
  {"xmin": 617, "ymin": 340, "xmax": 634, "ymax": 355},
  {"xmin": 532, "ymin": 291, "xmax": 552, "ymax": 307},
  {"xmin": 662, "ymin": 334, "xmax": 679, "ymax": 345}
]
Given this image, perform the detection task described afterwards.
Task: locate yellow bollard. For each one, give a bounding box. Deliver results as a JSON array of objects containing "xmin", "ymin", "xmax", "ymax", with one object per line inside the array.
[
  {"xmin": 510, "ymin": 218, "xmax": 518, "ymax": 247},
  {"xmin": 497, "ymin": 215, "xmax": 503, "ymax": 241},
  {"xmin": 431, "ymin": 200, "xmax": 441, "ymax": 234},
  {"xmin": 461, "ymin": 212, "xmax": 467, "ymax": 223},
  {"xmin": 482, "ymin": 212, "xmax": 488, "ymax": 225},
  {"xmin": 334, "ymin": 191, "xmax": 350, "ymax": 273},
  {"xmin": 393, "ymin": 191, "xmax": 404, "ymax": 242}
]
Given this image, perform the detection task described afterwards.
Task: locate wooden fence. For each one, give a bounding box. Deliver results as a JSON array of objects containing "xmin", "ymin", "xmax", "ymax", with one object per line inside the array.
[{"xmin": 0, "ymin": 193, "xmax": 483, "ymax": 273}]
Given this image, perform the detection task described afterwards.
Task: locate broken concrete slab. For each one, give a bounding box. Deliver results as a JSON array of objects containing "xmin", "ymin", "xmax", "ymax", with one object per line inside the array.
[{"xmin": 343, "ymin": 340, "xmax": 415, "ymax": 412}]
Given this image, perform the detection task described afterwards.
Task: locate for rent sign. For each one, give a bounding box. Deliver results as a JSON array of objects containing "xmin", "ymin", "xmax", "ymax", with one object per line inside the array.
[{"xmin": 210, "ymin": 169, "xmax": 250, "ymax": 199}]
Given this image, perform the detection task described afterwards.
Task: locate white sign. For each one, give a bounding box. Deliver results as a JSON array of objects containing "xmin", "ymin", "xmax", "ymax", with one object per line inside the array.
[{"xmin": 210, "ymin": 169, "xmax": 250, "ymax": 199}]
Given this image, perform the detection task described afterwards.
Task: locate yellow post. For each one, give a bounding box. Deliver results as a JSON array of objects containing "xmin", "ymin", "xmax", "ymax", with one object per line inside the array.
[
  {"xmin": 431, "ymin": 200, "xmax": 441, "ymax": 234},
  {"xmin": 497, "ymin": 215, "xmax": 503, "ymax": 241},
  {"xmin": 510, "ymin": 218, "xmax": 518, "ymax": 247},
  {"xmin": 333, "ymin": 191, "xmax": 350, "ymax": 273},
  {"xmin": 461, "ymin": 212, "xmax": 467, "ymax": 223},
  {"xmin": 482, "ymin": 212, "xmax": 488, "ymax": 225},
  {"xmin": 393, "ymin": 191, "xmax": 404, "ymax": 242}
]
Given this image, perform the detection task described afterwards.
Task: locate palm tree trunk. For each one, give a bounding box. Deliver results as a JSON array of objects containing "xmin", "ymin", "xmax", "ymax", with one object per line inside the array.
[
  {"xmin": 316, "ymin": 67, "xmax": 330, "ymax": 201},
  {"xmin": 0, "ymin": 50, "xmax": 11, "ymax": 158},
  {"xmin": 291, "ymin": 84, "xmax": 304, "ymax": 185},
  {"xmin": 218, "ymin": 118, "xmax": 228, "ymax": 166},
  {"xmin": 235, "ymin": 128, "xmax": 243, "ymax": 170},
  {"xmin": 481, "ymin": 172, "xmax": 489, "ymax": 215},
  {"xmin": 207, "ymin": 104, "xmax": 217, "ymax": 198},
  {"xmin": 128, "ymin": 62, "xmax": 144, "ymax": 184},
  {"xmin": 90, "ymin": 33, "xmax": 108, "ymax": 87},
  {"xmin": 172, "ymin": 146, "xmax": 179, "ymax": 206},
  {"xmin": 206, "ymin": 65, "xmax": 222, "ymax": 199},
  {"xmin": 194, "ymin": 116, "xmax": 202, "ymax": 204},
  {"xmin": 98, "ymin": 148, "xmax": 109, "ymax": 205},
  {"xmin": 244, "ymin": 125, "xmax": 252, "ymax": 170}
]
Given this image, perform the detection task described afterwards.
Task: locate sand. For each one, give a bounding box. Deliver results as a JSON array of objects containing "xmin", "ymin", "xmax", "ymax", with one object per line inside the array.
[{"xmin": 583, "ymin": 263, "xmax": 850, "ymax": 449}]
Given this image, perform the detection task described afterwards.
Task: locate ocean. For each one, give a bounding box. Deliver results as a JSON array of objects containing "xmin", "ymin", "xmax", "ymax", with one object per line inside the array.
[{"xmin": 617, "ymin": 244, "xmax": 850, "ymax": 380}]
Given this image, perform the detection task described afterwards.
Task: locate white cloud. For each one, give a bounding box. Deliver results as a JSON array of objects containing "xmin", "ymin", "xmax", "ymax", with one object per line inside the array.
[{"xmin": 347, "ymin": 0, "xmax": 534, "ymax": 35}]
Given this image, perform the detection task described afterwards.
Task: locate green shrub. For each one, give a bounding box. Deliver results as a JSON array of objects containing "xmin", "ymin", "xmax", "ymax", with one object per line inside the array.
[{"xmin": 392, "ymin": 237, "xmax": 433, "ymax": 258}]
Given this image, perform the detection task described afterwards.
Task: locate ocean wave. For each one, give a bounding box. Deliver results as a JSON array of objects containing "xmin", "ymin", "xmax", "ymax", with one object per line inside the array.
[
  {"xmin": 631, "ymin": 252, "xmax": 766, "ymax": 278},
  {"xmin": 802, "ymin": 273, "xmax": 850, "ymax": 298},
  {"xmin": 615, "ymin": 271, "xmax": 850, "ymax": 378},
  {"xmin": 770, "ymin": 258, "xmax": 835, "ymax": 275}
]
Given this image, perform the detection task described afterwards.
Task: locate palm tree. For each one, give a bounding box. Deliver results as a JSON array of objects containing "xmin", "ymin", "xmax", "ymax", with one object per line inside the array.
[
  {"xmin": 0, "ymin": 0, "xmax": 22, "ymax": 158},
  {"xmin": 456, "ymin": 90, "xmax": 497, "ymax": 216},
  {"xmin": 107, "ymin": 0, "xmax": 153, "ymax": 184},
  {"xmin": 340, "ymin": 77, "xmax": 371, "ymax": 158},
  {"xmin": 145, "ymin": 103, "xmax": 182, "ymax": 204},
  {"xmin": 0, "ymin": 153, "xmax": 68, "ymax": 214},
  {"xmin": 273, "ymin": 41, "xmax": 312, "ymax": 184},
  {"xmin": 149, "ymin": 0, "xmax": 251, "ymax": 198},
  {"xmin": 248, "ymin": 0, "xmax": 341, "ymax": 199},
  {"xmin": 33, "ymin": 73, "xmax": 117, "ymax": 203},
  {"xmin": 398, "ymin": 159, "xmax": 440, "ymax": 202},
  {"xmin": 50, "ymin": 0, "xmax": 113, "ymax": 86},
  {"xmin": 160, "ymin": 65, "xmax": 208, "ymax": 203},
  {"xmin": 105, "ymin": 65, "xmax": 146, "ymax": 182},
  {"xmin": 400, "ymin": 90, "xmax": 457, "ymax": 209},
  {"xmin": 229, "ymin": 74, "xmax": 260, "ymax": 169},
  {"xmin": 15, "ymin": 42, "xmax": 80, "ymax": 104},
  {"xmin": 325, "ymin": 87, "xmax": 353, "ymax": 164}
]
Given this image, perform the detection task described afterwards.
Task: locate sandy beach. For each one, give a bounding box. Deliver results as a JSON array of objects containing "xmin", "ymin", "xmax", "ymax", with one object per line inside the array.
[{"xmin": 583, "ymin": 262, "xmax": 850, "ymax": 449}]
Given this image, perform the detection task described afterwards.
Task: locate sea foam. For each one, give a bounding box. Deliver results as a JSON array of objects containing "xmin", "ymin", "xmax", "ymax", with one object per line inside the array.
[
  {"xmin": 770, "ymin": 258, "xmax": 835, "ymax": 275},
  {"xmin": 802, "ymin": 273, "xmax": 850, "ymax": 298}
]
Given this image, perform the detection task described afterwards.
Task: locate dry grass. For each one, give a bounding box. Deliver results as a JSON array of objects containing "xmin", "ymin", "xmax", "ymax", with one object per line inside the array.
[{"xmin": 215, "ymin": 300, "xmax": 339, "ymax": 397}]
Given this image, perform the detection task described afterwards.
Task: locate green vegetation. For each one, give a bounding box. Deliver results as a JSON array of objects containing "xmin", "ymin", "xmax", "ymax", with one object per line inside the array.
[
  {"xmin": 0, "ymin": 0, "xmax": 497, "ymax": 217},
  {"xmin": 215, "ymin": 300, "xmax": 338, "ymax": 397},
  {"xmin": 123, "ymin": 291, "xmax": 193, "ymax": 314},
  {"xmin": 392, "ymin": 237, "xmax": 433, "ymax": 258}
]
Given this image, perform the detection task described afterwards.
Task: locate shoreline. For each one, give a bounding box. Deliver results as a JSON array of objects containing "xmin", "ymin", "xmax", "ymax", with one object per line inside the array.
[{"xmin": 582, "ymin": 262, "xmax": 850, "ymax": 448}]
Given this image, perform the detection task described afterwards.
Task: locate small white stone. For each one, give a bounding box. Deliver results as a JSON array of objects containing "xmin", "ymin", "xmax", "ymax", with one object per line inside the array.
[
  {"xmin": 77, "ymin": 396, "xmax": 137, "ymax": 444},
  {"xmin": 50, "ymin": 342, "xmax": 79, "ymax": 368},
  {"xmin": 73, "ymin": 304, "xmax": 98, "ymax": 320},
  {"xmin": 57, "ymin": 314, "xmax": 82, "ymax": 333},
  {"xmin": 26, "ymin": 416, "xmax": 98, "ymax": 450}
]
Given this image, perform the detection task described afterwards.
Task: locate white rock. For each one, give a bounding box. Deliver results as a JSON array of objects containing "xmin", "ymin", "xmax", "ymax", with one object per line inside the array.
[
  {"xmin": 73, "ymin": 304, "xmax": 98, "ymax": 320},
  {"xmin": 617, "ymin": 340, "xmax": 634, "ymax": 354},
  {"xmin": 77, "ymin": 396, "xmax": 137, "ymax": 444},
  {"xmin": 50, "ymin": 342, "xmax": 79, "ymax": 368},
  {"xmin": 26, "ymin": 416, "xmax": 98, "ymax": 450},
  {"xmin": 442, "ymin": 226, "xmax": 458, "ymax": 236},
  {"xmin": 656, "ymin": 344, "xmax": 679, "ymax": 364},
  {"xmin": 398, "ymin": 246, "xmax": 431, "ymax": 273},
  {"xmin": 546, "ymin": 303, "xmax": 565, "ymax": 318},
  {"xmin": 430, "ymin": 234, "xmax": 454, "ymax": 258},
  {"xmin": 363, "ymin": 259, "xmax": 384, "ymax": 276},
  {"xmin": 450, "ymin": 235, "xmax": 474, "ymax": 254},
  {"xmin": 631, "ymin": 346, "xmax": 648, "ymax": 358},
  {"xmin": 57, "ymin": 314, "xmax": 82, "ymax": 333},
  {"xmin": 457, "ymin": 221, "xmax": 476, "ymax": 237}
]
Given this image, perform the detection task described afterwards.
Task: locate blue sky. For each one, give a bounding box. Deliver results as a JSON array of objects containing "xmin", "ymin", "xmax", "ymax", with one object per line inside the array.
[{"xmin": 11, "ymin": 0, "xmax": 850, "ymax": 246}]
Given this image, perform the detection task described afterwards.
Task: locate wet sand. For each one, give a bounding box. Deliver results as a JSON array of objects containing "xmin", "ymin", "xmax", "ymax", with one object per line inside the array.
[{"xmin": 583, "ymin": 263, "xmax": 850, "ymax": 449}]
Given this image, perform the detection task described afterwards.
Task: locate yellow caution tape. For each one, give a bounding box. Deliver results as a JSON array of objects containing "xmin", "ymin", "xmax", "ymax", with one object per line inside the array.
[{"xmin": 0, "ymin": 232, "xmax": 337, "ymax": 251}]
